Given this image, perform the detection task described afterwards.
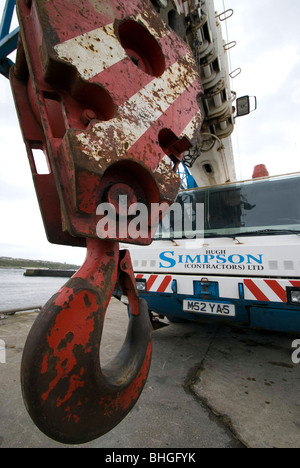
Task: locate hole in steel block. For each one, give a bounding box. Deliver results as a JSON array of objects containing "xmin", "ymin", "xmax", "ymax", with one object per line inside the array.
[
  {"xmin": 118, "ymin": 20, "xmax": 165, "ymax": 77},
  {"xmin": 74, "ymin": 82, "xmax": 115, "ymax": 122},
  {"xmin": 158, "ymin": 128, "xmax": 191, "ymax": 171},
  {"xmin": 32, "ymin": 148, "xmax": 51, "ymax": 175},
  {"xmin": 203, "ymin": 163, "xmax": 213, "ymax": 174}
]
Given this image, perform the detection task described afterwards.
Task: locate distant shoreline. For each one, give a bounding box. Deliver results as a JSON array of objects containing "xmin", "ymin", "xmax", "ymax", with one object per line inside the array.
[{"xmin": 0, "ymin": 256, "xmax": 79, "ymax": 271}]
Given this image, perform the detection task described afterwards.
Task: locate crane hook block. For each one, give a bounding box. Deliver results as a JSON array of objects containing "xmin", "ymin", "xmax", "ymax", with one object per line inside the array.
[
  {"xmin": 10, "ymin": 0, "xmax": 204, "ymax": 445},
  {"xmin": 21, "ymin": 239, "xmax": 153, "ymax": 444},
  {"xmin": 10, "ymin": 0, "xmax": 203, "ymax": 246}
]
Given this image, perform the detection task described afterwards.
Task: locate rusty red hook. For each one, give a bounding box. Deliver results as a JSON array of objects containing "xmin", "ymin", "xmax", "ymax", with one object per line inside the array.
[{"xmin": 21, "ymin": 239, "xmax": 152, "ymax": 444}]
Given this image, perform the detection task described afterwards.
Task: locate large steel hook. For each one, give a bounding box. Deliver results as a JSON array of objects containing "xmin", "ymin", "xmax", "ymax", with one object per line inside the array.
[{"xmin": 21, "ymin": 239, "xmax": 152, "ymax": 444}]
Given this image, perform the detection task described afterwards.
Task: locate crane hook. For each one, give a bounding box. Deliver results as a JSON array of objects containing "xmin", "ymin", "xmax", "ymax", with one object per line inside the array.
[{"xmin": 21, "ymin": 238, "xmax": 152, "ymax": 444}]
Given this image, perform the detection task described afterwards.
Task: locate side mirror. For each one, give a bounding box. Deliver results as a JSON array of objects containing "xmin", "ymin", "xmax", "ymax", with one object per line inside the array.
[{"xmin": 236, "ymin": 95, "xmax": 257, "ymax": 117}]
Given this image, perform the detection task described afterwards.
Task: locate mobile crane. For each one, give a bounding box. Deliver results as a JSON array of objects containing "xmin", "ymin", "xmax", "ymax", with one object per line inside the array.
[{"xmin": 124, "ymin": 5, "xmax": 300, "ymax": 340}]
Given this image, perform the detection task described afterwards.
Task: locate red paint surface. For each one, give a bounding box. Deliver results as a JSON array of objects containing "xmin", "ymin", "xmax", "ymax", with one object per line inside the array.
[{"xmin": 42, "ymin": 290, "xmax": 99, "ymax": 402}]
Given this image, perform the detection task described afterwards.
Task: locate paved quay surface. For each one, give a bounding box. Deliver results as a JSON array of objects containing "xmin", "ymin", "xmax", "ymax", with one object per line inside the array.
[{"xmin": 0, "ymin": 297, "xmax": 299, "ymax": 448}]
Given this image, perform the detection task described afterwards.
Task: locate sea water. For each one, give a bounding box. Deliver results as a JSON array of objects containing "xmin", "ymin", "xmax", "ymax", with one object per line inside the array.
[{"xmin": 0, "ymin": 269, "xmax": 68, "ymax": 312}]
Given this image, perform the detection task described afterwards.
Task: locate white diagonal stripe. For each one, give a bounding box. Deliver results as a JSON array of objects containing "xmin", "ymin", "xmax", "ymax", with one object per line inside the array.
[
  {"xmin": 76, "ymin": 54, "xmax": 200, "ymax": 161},
  {"xmin": 54, "ymin": 23, "xmax": 127, "ymax": 80},
  {"xmin": 180, "ymin": 110, "xmax": 203, "ymax": 140},
  {"xmin": 54, "ymin": 13, "xmax": 171, "ymax": 81}
]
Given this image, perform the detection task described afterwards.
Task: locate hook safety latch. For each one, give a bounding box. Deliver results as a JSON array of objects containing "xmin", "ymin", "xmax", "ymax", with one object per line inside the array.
[{"xmin": 21, "ymin": 239, "xmax": 152, "ymax": 445}]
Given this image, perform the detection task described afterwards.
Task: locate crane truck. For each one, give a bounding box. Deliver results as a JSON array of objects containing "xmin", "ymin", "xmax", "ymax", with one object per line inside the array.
[{"xmin": 121, "ymin": 1, "xmax": 300, "ymax": 336}]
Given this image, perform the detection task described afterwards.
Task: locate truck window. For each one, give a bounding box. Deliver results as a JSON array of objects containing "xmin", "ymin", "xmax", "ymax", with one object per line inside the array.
[{"xmin": 154, "ymin": 174, "xmax": 300, "ymax": 239}]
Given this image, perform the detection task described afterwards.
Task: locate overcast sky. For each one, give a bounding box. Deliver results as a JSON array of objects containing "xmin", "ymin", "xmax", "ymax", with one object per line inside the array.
[{"xmin": 0, "ymin": 0, "xmax": 299, "ymax": 264}]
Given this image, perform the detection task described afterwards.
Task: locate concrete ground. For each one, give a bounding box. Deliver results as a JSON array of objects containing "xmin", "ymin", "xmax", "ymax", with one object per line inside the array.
[{"xmin": 0, "ymin": 297, "xmax": 299, "ymax": 448}]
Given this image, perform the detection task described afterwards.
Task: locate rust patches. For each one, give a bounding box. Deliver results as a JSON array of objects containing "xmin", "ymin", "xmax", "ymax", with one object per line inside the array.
[
  {"xmin": 115, "ymin": 340, "xmax": 152, "ymax": 411},
  {"xmin": 20, "ymin": 239, "xmax": 153, "ymax": 444},
  {"xmin": 41, "ymin": 289, "xmax": 99, "ymax": 403},
  {"xmin": 56, "ymin": 369, "xmax": 85, "ymax": 408},
  {"xmin": 13, "ymin": 0, "xmax": 202, "ymax": 244}
]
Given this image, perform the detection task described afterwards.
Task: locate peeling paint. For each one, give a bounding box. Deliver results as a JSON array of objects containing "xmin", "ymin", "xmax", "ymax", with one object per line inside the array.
[
  {"xmin": 76, "ymin": 54, "xmax": 200, "ymax": 163},
  {"xmin": 54, "ymin": 23, "xmax": 127, "ymax": 79}
]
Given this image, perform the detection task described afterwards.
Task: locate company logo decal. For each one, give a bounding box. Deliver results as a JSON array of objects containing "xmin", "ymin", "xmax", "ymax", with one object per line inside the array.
[{"xmin": 159, "ymin": 249, "xmax": 264, "ymax": 271}]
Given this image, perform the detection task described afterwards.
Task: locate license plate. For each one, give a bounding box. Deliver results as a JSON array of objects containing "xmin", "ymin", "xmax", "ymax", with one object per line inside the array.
[{"xmin": 183, "ymin": 300, "xmax": 235, "ymax": 317}]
